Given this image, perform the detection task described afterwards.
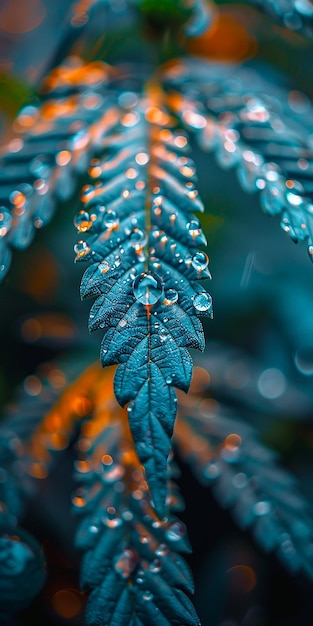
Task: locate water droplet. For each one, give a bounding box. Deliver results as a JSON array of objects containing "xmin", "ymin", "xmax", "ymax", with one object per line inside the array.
[
  {"xmin": 0, "ymin": 208, "xmax": 12, "ymax": 237},
  {"xmin": 143, "ymin": 591, "xmax": 153, "ymax": 601},
  {"xmin": 149, "ymin": 558, "xmax": 161, "ymax": 573},
  {"xmin": 102, "ymin": 461, "xmax": 125, "ymax": 482},
  {"xmin": 187, "ymin": 219, "xmax": 201, "ymax": 239},
  {"xmin": 102, "ymin": 506, "xmax": 123, "ymax": 528},
  {"xmin": 114, "ymin": 548, "xmax": 139, "ymax": 579},
  {"xmin": 103, "ymin": 209, "xmax": 119, "ymax": 230},
  {"xmin": 133, "ymin": 272, "xmax": 163, "ymax": 306},
  {"xmin": 130, "ymin": 228, "xmax": 147, "ymax": 251},
  {"xmin": 165, "ymin": 521, "xmax": 185, "ymax": 542},
  {"xmin": 74, "ymin": 240, "xmax": 90, "ymax": 261},
  {"xmin": 98, "ymin": 260, "xmax": 110, "ymax": 274},
  {"xmin": 113, "ymin": 255, "xmax": 122, "ymax": 269},
  {"xmin": 193, "ymin": 292, "xmax": 213, "ymax": 313},
  {"xmin": 163, "ymin": 289, "xmax": 178, "ymax": 306},
  {"xmin": 166, "ymin": 375, "xmax": 172, "ymax": 384},
  {"xmin": 155, "ymin": 543, "xmax": 169, "ymax": 557},
  {"xmin": 191, "ymin": 251, "xmax": 209, "ymax": 272},
  {"xmin": 160, "ymin": 332, "xmax": 168, "ymax": 343},
  {"xmin": 74, "ymin": 210, "xmax": 92, "ymax": 232}
]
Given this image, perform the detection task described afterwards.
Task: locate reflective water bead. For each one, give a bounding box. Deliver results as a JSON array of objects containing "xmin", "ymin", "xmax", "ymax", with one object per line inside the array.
[
  {"xmin": 133, "ymin": 272, "xmax": 163, "ymax": 306},
  {"xmin": 150, "ymin": 256, "xmax": 161, "ymax": 271},
  {"xmin": 0, "ymin": 208, "xmax": 12, "ymax": 237},
  {"xmin": 143, "ymin": 591, "xmax": 153, "ymax": 601},
  {"xmin": 193, "ymin": 292, "xmax": 213, "ymax": 313},
  {"xmin": 114, "ymin": 548, "xmax": 139, "ymax": 579},
  {"xmin": 97, "ymin": 260, "xmax": 110, "ymax": 274},
  {"xmin": 74, "ymin": 210, "xmax": 92, "ymax": 232},
  {"xmin": 163, "ymin": 289, "xmax": 178, "ymax": 305},
  {"xmin": 285, "ymin": 179, "xmax": 305, "ymax": 207},
  {"xmin": 149, "ymin": 558, "xmax": 161, "ymax": 573},
  {"xmin": 74, "ymin": 240, "xmax": 90, "ymax": 261},
  {"xmin": 187, "ymin": 220, "xmax": 201, "ymax": 239},
  {"xmin": 155, "ymin": 544, "xmax": 169, "ymax": 557},
  {"xmin": 165, "ymin": 521, "xmax": 185, "ymax": 542},
  {"xmin": 103, "ymin": 209, "xmax": 119, "ymax": 230},
  {"xmin": 102, "ymin": 506, "xmax": 123, "ymax": 528},
  {"xmin": 191, "ymin": 251, "xmax": 209, "ymax": 272},
  {"xmin": 130, "ymin": 228, "xmax": 147, "ymax": 251}
]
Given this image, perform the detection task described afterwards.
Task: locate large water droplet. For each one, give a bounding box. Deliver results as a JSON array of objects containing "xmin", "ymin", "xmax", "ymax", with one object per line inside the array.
[
  {"xmin": 133, "ymin": 272, "xmax": 163, "ymax": 306},
  {"xmin": 114, "ymin": 548, "xmax": 139, "ymax": 579},
  {"xmin": 74, "ymin": 240, "xmax": 90, "ymax": 261},
  {"xmin": 191, "ymin": 251, "xmax": 209, "ymax": 272},
  {"xmin": 193, "ymin": 292, "xmax": 213, "ymax": 313},
  {"xmin": 163, "ymin": 289, "xmax": 178, "ymax": 306},
  {"xmin": 74, "ymin": 210, "xmax": 92, "ymax": 232}
]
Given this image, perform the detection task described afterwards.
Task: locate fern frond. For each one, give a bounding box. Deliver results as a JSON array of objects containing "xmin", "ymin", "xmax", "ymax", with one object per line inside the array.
[
  {"xmin": 176, "ymin": 384, "xmax": 313, "ymax": 580},
  {"xmin": 74, "ymin": 367, "xmax": 199, "ymax": 626},
  {"xmin": 77, "ymin": 86, "xmax": 211, "ymax": 515},
  {"xmin": 163, "ymin": 58, "xmax": 313, "ymax": 261},
  {"xmin": 247, "ymin": 0, "xmax": 313, "ymax": 38},
  {"xmin": 0, "ymin": 58, "xmax": 118, "ymax": 280}
]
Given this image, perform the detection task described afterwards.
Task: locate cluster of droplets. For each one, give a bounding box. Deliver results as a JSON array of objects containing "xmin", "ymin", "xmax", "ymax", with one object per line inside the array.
[
  {"xmin": 75, "ymin": 96, "xmax": 213, "ymax": 324},
  {"xmin": 164, "ymin": 60, "xmax": 313, "ymax": 261},
  {"xmin": 0, "ymin": 57, "xmax": 122, "ymax": 281},
  {"xmin": 73, "ymin": 420, "xmax": 195, "ymax": 621},
  {"xmin": 178, "ymin": 405, "xmax": 313, "ymax": 579}
]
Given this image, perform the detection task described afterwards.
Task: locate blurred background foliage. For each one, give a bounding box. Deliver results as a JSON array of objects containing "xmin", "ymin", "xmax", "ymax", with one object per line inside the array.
[{"xmin": 1, "ymin": 0, "xmax": 313, "ymax": 625}]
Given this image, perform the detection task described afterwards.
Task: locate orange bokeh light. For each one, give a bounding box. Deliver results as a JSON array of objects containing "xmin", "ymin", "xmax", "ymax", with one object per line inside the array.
[{"xmin": 187, "ymin": 13, "xmax": 258, "ymax": 62}]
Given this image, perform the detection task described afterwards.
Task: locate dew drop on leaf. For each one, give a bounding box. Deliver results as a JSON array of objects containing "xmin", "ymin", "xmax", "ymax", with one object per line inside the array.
[
  {"xmin": 114, "ymin": 548, "xmax": 139, "ymax": 579},
  {"xmin": 187, "ymin": 219, "xmax": 201, "ymax": 239},
  {"xmin": 155, "ymin": 544, "xmax": 169, "ymax": 557},
  {"xmin": 103, "ymin": 209, "xmax": 119, "ymax": 230},
  {"xmin": 97, "ymin": 260, "xmax": 110, "ymax": 274},
  {"xmin": 74, "ymin": 210, "xmax": 92, "ymax": 232},
  {"xmin": 74, "ymin": 240, "xmax": 90, "ymax": 261},
  {"xmin": 163, "ymin": 288, "xmax": 178, "ymax": 305},
  {"xmin": 102, "ymin": 506, "xmax": 123, "ymax": 528},
  {"xmin": 130, "ymin": 228, "xmax": 147, "ymax": 250},
  {"xmin": 165, "ymin": 521, "xmax": 185, "ymax": 542},
  {"xmin": 191, "ymin": 251, "xmax": 209, "ymax": 272},
  {"xmin": 143, "ymin": 591, "xmax": 154, "ymax": 601},
  {"xmin": 133, "ymin": 272, "xmax": 163, "ymax": 306},
  {"xmin": 149, "ymin": 558, "xmax": 162, "ymax": 573},
  {"xmin": 193, "ymin": 292, "xmax": 213, "ymax": 313}
]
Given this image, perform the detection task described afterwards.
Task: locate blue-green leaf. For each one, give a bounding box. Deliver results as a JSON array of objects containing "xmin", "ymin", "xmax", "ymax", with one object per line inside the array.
[
  {"xmin": 78, "ymin": 94, "xmax": 211, "ymax": 515},
  {"xmin": 163, "ymin": 58, "xmax": 313, "ymax": 261}
]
